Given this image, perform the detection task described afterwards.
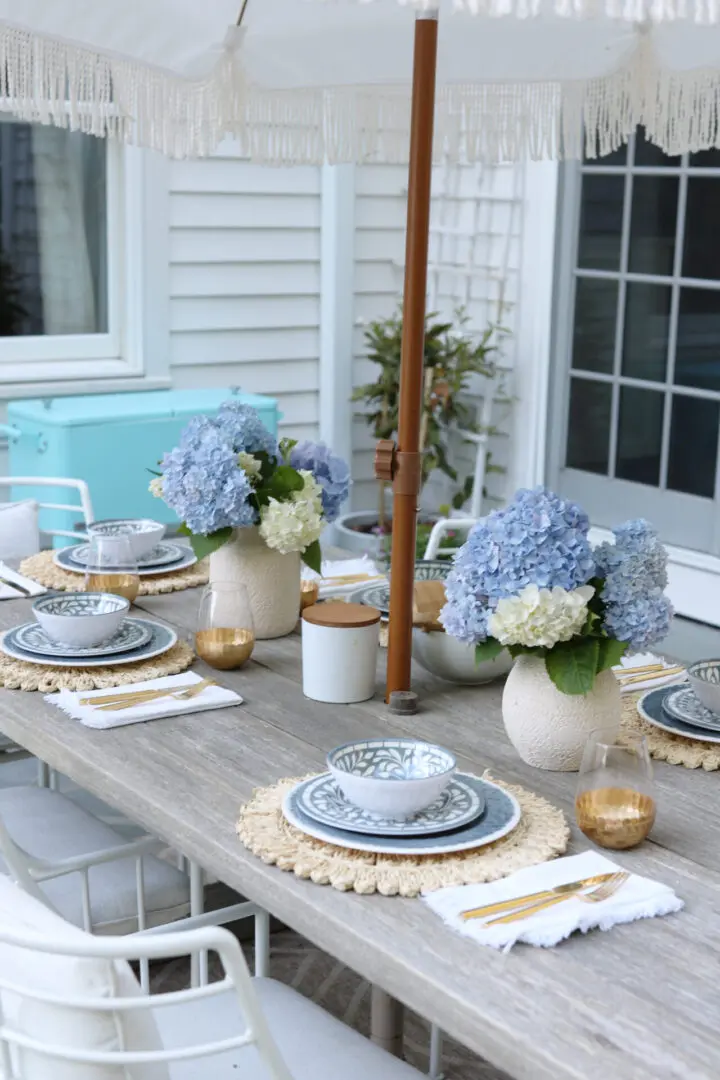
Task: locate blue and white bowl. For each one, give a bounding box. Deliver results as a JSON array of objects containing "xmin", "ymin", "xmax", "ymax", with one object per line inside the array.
[
  {"xmin": 327, "ymin": 738, "xmax": 456, "ymax": 820},
  {"xmin": 688, "ymin": 660, "xmax": 720, "ymax": 715},
  {"xmin": 32, "ymin": 592, "xmax": 129, "ymax": 648},
  {"xmin": 87, "ymin": 518, "xmax": 165, "ymax": 561}
]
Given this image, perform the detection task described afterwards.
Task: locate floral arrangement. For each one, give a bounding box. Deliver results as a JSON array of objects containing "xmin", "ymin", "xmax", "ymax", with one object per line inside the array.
[
  {"xmin": 150, "ymin": 401, "xmax": 351, "ymax": 572},
  {"xmin": 440, "ymin": 487, "xmax": 673, "ymax": 695}
]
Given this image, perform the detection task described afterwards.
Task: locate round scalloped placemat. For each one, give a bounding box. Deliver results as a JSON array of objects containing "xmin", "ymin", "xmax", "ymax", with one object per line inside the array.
[
  {"xmin": 0, "ymin": 640, "xmax": 195, "ymax": 692},
  {"xmin": 622, "ymin": 692, "xmax": 720, "ymax": 771},
  {"xmin": 19, "ymin": 550, "xmax": 209, "ymax": 596},
  {"xmin": 237, "ymin": 773, "xmax": 569, "ymax": 896}
]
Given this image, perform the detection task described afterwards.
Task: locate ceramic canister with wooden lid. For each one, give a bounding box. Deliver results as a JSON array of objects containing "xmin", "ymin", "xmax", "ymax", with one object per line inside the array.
[{"xmin": 301, "ymin": 601, "xmax": 381, "ymax": 703}]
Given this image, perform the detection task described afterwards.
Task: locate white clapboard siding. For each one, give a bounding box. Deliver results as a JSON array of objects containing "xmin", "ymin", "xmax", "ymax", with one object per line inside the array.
[
  {"xmin": 169, "ymin": 144, "xmax": 322, "ymax": 439},
  {"xmin": 351, "ymin": 160, "xmax": 524, "ymax": 514}
]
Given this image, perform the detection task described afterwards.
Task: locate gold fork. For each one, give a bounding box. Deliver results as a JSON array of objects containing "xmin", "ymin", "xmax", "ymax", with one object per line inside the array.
[
  {"xmin": 460, "ymin": 872, "xmax": 616, "ymax": 921},
  {"xmin": 80, "ymin": 679, "xmax": 216, "ymax": 710},
  {"xmin": 93, "ymin": 679, "xmax": 217, "ymax": 712},
  {"xmin": 485, "ymin": 871, "xmax": 630, "ymax": 926}
]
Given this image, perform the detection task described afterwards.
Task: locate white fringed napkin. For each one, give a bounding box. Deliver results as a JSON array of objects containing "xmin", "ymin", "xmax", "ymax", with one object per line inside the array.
[
  {"xmin": 423, "ymin": 851, "xmax": 683, "ymax": 952},
  {"xmin": 0, "ymin": 563, "xmax": 45, "ymax": 600},
  {"xmin": 45, "ymin": 672, "xmax": 242, "ymax": 729},
  {"xmin": 302, "ymin": 556, "xmax": 384, "ymax": 599}
]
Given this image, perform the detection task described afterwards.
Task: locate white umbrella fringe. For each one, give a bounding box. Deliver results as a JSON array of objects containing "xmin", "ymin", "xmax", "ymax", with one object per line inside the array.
[{"xmin": 0, "ymin": 9, "xmax": 719, "ymax": 159}]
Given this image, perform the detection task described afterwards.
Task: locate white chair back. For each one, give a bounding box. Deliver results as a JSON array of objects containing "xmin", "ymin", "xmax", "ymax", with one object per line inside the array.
[
  {"xmin": 0, "ymin": 915, "xmax": 294, "ymax": 1080},
  {"xmin": 0, "ymin": 476, "xmax": 94, "ymax": 545}
]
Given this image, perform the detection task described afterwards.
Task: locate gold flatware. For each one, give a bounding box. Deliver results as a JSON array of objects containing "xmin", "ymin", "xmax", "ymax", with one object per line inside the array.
[
  {"xmin": 614, "ymin": 662, "xmax": 666, "ymax": 677},
  {"xmin": 93, "ymin": 679, "xmax": 217, "ymax": 712},
  {"xmin": 618, "ymin": 666, "xmax": 685, "ymax": 686},
  {"xmin": 80, "ymin": 678, "xmax": 215, "ymax": 707},
  {"xmin": 485, "ymin": 872, "xmax": 630, "ymax": 926},
  {"xmin": 322, "ymin": 573, "xmax": 385, "ymax": 586},
  {"xmin": 460, "ymin": 872, "xmax": 616, "ymax": 921}
]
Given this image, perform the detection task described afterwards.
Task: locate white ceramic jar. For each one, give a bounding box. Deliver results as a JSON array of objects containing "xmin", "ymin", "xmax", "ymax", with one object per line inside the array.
[{"xmin": 302, "ymin": 602, "xmax": 381, "ymax": 703}]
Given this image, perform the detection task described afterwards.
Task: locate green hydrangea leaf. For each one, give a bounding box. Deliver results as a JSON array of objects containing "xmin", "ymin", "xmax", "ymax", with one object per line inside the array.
[
  {"xmin": 475, "ymin": 639, "xmax": 504, "ymax": 664},
  {"xmin": 545, "ymin": 638, "xmax": 599, "ymax": 695},
  {"xmin": 596, "ymin": 637, "xmax": 628, "ymax": 674},
  {"xmin": 302, "ymin": 540, "xmax": 322, "ymax": 575},
  {"xmin": 186, "ymin": 527, "xmax": 233, "ymax": 561}
]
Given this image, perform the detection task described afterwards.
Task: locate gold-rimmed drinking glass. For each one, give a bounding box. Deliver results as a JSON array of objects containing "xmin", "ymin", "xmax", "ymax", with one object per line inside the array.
[
  {"xmin": 575, "ymin": 729, "xmax": 656, "ymax": 850},
  {"xmin": 195, "ymin": 581, "xmax": 255, "ymax": 670},
  {"xmin": 84, "ymin": 535, "xmax": 140, "ymax": 604}
]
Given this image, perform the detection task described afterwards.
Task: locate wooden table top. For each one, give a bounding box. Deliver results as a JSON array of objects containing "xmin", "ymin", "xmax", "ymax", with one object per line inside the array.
[{"xmin": 0, "ymin": 588, "xmax": 718, "ymax": 1080}]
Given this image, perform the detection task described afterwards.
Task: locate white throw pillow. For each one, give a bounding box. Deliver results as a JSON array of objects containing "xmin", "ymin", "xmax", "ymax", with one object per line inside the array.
[
  {"xmin": 0, "ymin": 500, "xmax": 40, "ymax": 559},
  {"xmin": 0, "ymin": 876, "xmax": 168, "ymax": 1080}
]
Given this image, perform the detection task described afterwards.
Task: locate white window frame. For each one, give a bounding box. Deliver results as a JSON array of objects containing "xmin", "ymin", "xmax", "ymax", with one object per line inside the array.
[{"xmin": 0, "ymin": 135, "xmax": 171, "ymax": 389}]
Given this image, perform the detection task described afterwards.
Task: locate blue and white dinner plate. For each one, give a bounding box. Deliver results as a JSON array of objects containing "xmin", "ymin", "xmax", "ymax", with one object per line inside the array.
[
  {"xmin": 67, "ymin": 541, "xmax": 185, "ymax": 570},
  {"xmin": 350, "ymin": 561, "xmax": 452, "ymax": 616},
  {"xmin": 53, "ymin": 545, "xmax": 197, "ymax": 577},
  {"xmin": 282, "ymin": 773, "xmax": 520, "ymax": 855},
  {"xmin": 296, "ymin": 773, "xmax": 485, "ymax": 836},
  {"xmin": 663, "ymin": 687, "xmax": 720, "ymax": 732},
  {"xmin": 10, "ymin": 618, "xmax": 152, "ymax": 659},
  {"xmin": 639, "ymin": 686, "xmax": 720, "ymax": 744},
  {"xmin": 0, "ymin": 619, "xmax": 177, "ymax": 668}
]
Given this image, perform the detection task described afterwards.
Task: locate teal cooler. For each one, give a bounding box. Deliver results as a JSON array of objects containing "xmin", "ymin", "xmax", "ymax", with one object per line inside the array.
[{"xmin": 4, "ymin": 389, "xmax": 280, "ymax": 544}]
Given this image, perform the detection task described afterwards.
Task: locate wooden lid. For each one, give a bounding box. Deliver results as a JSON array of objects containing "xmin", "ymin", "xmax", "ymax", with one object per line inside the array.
[{"xmin": 302, "ymin": 601, "xmax": 381, "ymax": 628}]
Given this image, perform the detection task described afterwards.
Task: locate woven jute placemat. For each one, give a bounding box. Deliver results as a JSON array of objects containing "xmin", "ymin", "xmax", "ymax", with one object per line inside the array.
[
  {"xmin": 19, "ymin": 550, "xmax": 209, "ymax": 596},
  {"xmin": 237, "ymin": 773, "xmax": 569, "ymax": 897},
  {"xmin": 0, "ymin": 641, "xmax": 195, "ymax": 693},
  {"xmin": 622, "ymin": 692, "xmax": 720, "ymax": 771}
]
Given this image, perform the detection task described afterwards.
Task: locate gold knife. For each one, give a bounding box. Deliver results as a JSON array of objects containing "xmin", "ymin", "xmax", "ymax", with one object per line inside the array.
[
  {"xmin": 460, "ymin": 873, "xmax": 615, "ymax": 921},
  {"xmin": 618, "ymin": 666, "xmax": 685, "ymax": 686},
  {"xmin": 79, "ymin": 679, "xmax": 209, "ymax": 707}
]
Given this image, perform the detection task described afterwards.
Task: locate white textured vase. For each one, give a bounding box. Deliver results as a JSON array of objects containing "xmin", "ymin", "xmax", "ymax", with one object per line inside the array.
[
  {"xmin": 209, "ymin": 528, "xmax": 300, "ymax": 640},
  {"xmin": 502, "ymin": 654, "xmax": 621, "ymax": 771}
]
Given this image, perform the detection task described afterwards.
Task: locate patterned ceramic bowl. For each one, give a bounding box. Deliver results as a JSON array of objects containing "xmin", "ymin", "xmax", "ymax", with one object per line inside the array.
[
  {"xmin": 327, "ymin": 737, "xmax": 456, "ymax": 819},
  {"xmin": 87, "ymin": 518, "xmax": 166, "ymax": 560},
  {"xmin": 688, "ymin": 660, "xmax": 720, "ymax": 715},
  {"xmin": 32, "ymin": 592, "xmax": 129, "ymax": 648}
]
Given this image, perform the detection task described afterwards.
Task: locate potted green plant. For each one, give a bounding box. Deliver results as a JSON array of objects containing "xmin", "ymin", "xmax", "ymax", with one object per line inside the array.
[{"xmin": 336, "ymin": 307, "xmax": 499, "ymax": 557}]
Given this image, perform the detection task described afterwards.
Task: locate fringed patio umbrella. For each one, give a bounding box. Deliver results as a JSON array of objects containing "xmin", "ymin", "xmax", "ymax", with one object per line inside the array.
[{"xmin": 4, "ymin": 0, "xmax": 720, "ymax": 702}]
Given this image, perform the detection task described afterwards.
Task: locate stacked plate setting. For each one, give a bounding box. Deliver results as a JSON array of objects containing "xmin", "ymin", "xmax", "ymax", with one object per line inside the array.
[
  {"xmin": 638, "ymin": 661, "xmax": 720, "ymax": 744},
  {"xmin": 54, "ymin": 540, "xmax": 197, "ymax": 577},
  {"xmin": 1, "ymin": 617, "xmax": 177, "ymax": 668},
  {"xmin": 282, "ymin": 737, "xmax": 522, "ymax": 855}
]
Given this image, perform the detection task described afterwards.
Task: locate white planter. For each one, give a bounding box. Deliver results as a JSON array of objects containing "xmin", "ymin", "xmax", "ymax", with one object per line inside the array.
[
  {"xmin": 412, "ymin": 631, "xmax": 512, "ymax": 685},
  {"xmin": 502, "ymin": 654, "xmax": 621, "ymax": 772},
  {"xmin": 209, "ymin": 528, "xmax": 300, "ymax": 640}
]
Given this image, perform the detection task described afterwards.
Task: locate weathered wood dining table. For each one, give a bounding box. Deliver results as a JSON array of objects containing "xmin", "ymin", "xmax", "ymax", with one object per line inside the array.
[{"xmin": 0, "ymin": 586, "xmax": 719, "ymax": 1080}]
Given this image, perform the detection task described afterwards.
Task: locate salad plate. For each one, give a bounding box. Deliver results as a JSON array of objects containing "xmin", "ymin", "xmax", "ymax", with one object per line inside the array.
[
  {"xmin": 67, "ymin": 541, "xmax": 184, "ymax": 570},
  {"xmin": 54, "ymin": 545, "xmax": 197, "ymax": 577},
  {"xmin": 296, "ymin": 772, "xmax": 485, "ymax": 836},
  {"xmin": 639, "ymin": 687, "xmax": 720, "ymax": 744},
  {"xmin": 10, "ymin": 618, "xmax": 152, "ymax": 659}
]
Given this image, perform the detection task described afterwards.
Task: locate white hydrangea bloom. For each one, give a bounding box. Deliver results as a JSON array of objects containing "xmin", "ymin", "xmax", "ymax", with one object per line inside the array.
[
  {"xmin": 148, "ymin": 476, "xmax": 164, "ymax": 499},
  {"xmin": 489, "ymin": 584, "xmax": 594, "ymax": 649},
  {"xmin": 237, "ymin": 451, "xmax": 262, "ymax": 481},
  {"xmin": 259, "ymin": 472, "xmax": 324, "ymax": 554}
]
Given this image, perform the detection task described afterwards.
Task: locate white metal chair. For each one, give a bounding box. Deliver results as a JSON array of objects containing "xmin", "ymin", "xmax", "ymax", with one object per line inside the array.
[
  {"xmin": 0, "ymin": 875, "xmax": 424, "ymax": 1080},
  {"xmin": 0, "ymin": 475, "xmax": 94, "ymax": 547}
]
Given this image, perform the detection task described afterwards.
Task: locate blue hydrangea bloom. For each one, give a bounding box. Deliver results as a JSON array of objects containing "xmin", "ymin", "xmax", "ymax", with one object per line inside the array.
[
  {"xmin": 161, "ymin": 423, "xmax": 256, "ymax": 535},
  {"xmin": 603, "ymin": 594, "xmax": 673, "ymax": 651},
  {"xmin": 215, "ymin": 401, "xmax": 279, "ymax": 458},
  {"xmin": 289, "ymin": 441, "xmax": 351, "ymax": 522},
  {"xmin": 440, "ymin": 487, "xmax": 595, "ymax": 643},
  {"xmin": 595, "ymin": 519, "xmax": 671, "ymax": 646},
  {"xmin": 595, "ymin": 519, "xmax": 668, "ymax": 602}
]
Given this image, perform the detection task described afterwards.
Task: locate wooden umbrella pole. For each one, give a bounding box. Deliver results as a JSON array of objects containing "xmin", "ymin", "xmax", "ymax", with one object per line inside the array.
[{"xmin": 384, "ymin": 11, "xmax": 439, "ymax": 701}]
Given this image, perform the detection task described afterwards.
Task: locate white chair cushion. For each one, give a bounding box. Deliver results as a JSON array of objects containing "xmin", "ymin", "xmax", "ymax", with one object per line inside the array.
[
  {"xmin": 0, "ymin": 787, "xmax": 189, "ymax": 933},
  {"xmin": 0, "ymin": 499, "xmax": 40, "ymax": 559},
  {"xmin": 155, "ymin": 977, "xmax": 422, "ymax": 1079},
  {"xmin": 0, "ymin": 875, "xmax": 168, "ymax": 1080}
]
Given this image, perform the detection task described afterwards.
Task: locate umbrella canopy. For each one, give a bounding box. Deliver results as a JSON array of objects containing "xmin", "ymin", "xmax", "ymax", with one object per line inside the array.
[{"xmin": 2, "ymin": 2, "xmax": 720, "ymax": 160}]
